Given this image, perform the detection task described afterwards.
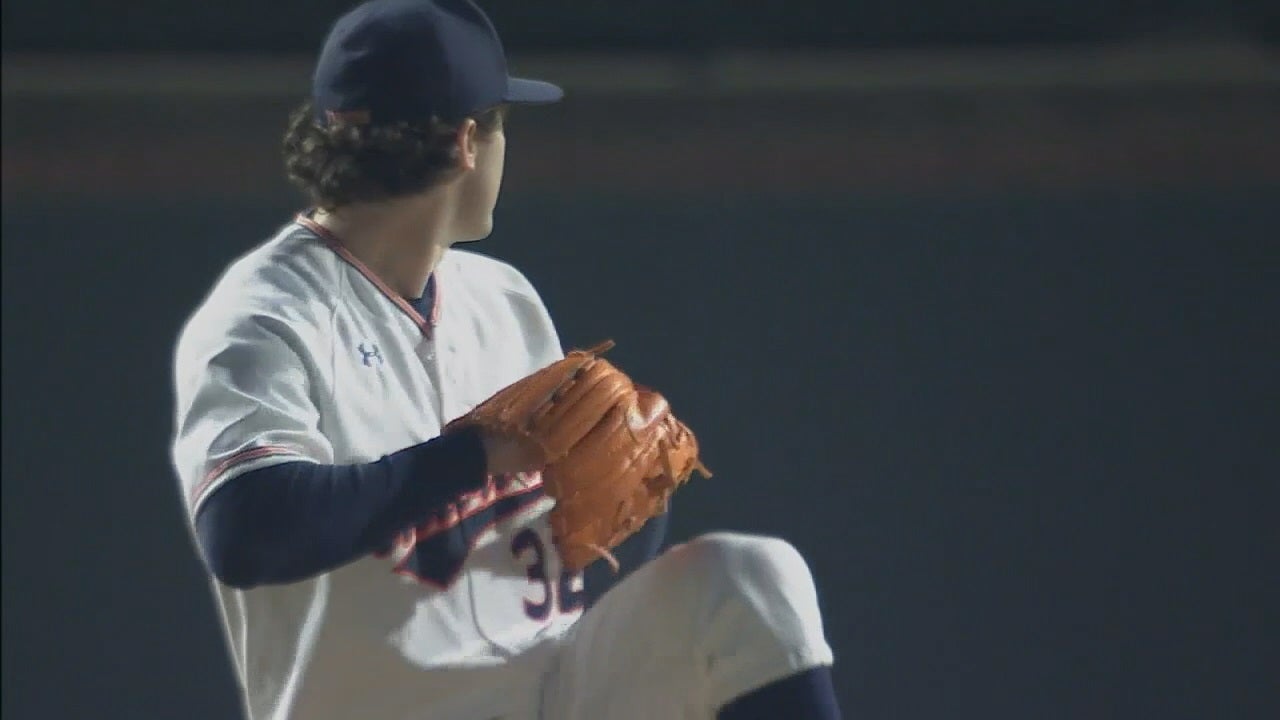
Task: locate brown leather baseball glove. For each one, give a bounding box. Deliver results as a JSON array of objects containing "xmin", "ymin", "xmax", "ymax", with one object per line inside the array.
[{"xmin": 445, "ymin": 341, "xmax": 710, "ymax": 572}]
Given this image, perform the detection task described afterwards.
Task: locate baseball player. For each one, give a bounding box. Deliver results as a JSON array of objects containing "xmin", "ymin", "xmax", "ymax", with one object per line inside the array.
[{"xmin": 170, "ymin": 1, "xmax": 841, "ymax": 718}]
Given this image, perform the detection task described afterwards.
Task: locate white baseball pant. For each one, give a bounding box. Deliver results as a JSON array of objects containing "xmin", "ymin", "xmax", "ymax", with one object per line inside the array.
[{"xmin": 526, "ymin": 531, "xmax": 836, "ymax": 720}]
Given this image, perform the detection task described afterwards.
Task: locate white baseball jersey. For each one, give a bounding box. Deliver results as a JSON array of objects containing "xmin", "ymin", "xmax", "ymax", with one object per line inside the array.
[{"xmin": 171, "ymin": 215, "xmax": 584, "ymax": 720}]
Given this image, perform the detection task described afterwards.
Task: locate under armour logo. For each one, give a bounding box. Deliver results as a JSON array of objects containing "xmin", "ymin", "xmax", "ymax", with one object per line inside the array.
[{"xmin": 358, "ymin": 343, "xmax": 383, "ymax": 367}]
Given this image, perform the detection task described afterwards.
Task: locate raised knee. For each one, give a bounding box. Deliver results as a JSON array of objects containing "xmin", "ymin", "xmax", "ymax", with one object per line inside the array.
[
  {"xmin": 679, "ymin": 532, "xmax": 814, "ymax": 592},
  {"xmin": 668, "ymin": 532, "xmax": 831, "ymax": 669}
]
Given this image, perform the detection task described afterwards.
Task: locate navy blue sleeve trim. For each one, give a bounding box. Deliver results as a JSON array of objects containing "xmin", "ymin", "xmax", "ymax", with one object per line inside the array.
[{"xmin": 194, "ymin": 427, "xmax": 487, "ymax": 589}]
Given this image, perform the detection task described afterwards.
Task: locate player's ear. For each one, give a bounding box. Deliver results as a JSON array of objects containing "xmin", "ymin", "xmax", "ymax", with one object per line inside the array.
[{"xmin": 455, "ymin": 118, "xmax": 479, "ymax": 171}]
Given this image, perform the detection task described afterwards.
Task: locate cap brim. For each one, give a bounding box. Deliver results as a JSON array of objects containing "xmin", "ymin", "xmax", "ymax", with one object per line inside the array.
[{"xmin": 503, "ymin": 77, "xmax": 564, "ymax": 105}]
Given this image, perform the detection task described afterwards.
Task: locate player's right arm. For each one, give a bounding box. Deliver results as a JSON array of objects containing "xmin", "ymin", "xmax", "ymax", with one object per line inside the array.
[{"xmin": 171, "ymin": 306, "xmax": 502, "ymax": 590}]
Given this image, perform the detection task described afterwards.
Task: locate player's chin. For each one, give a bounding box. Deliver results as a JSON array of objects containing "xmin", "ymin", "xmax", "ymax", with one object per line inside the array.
[{"xmin": 456, "ymin": 216, "xmax": 495, "ymax": 244}]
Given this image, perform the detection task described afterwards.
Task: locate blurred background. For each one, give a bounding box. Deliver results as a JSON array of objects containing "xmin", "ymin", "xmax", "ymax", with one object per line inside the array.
[{"xmin": 3, "ymin": 1, "xmax": 1278, "ymax": 718}]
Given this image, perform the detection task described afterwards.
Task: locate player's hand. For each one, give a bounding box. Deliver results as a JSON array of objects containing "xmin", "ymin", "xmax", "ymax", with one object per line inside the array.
[{"xmin": 479, "ymin": 429, "xmax": 545, "ymax": 476}]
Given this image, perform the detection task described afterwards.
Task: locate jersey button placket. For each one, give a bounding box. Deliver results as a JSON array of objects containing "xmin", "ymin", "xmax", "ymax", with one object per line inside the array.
[
  {"xmin": 438, "ymin": 346, "xmax": 459, "ymax": 420},
  {"xmin": 417, "ymin": 338, "xmax": 445, "ymax": 423}
]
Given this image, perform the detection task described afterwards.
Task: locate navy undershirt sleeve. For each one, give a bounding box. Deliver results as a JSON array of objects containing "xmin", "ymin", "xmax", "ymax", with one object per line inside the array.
[
  {"xmin": 194, "ymin": 423, "xmax": 670, "ymax": 596},
  {"xmin": 194, "ymin": 426, "xmax": 488, "ymax": 589}
]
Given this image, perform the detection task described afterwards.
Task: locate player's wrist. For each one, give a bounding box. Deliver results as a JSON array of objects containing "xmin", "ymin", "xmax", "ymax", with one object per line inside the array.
[{"xmin": 476, "ymin": 428, "xmax": 544, "ymax": 477}]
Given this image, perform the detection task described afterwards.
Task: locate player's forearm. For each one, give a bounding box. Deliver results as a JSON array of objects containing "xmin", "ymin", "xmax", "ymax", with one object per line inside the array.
[{"xmin": 194, "ymin": 427, "xmax": 488, "ymax": 589}]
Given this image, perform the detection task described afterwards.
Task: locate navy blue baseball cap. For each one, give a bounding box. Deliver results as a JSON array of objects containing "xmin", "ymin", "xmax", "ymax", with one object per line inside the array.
[{"xmin": 311, "ymin": 0, "xmax": 563, "ymax": 126}]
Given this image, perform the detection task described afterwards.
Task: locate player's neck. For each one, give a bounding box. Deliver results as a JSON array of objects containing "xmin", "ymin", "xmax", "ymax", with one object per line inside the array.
[{"xmin": 312, "ymin": 197, "xmax": 453, "ymax": 299}]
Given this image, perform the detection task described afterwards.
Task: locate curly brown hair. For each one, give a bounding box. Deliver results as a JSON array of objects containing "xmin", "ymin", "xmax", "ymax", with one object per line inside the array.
[{"xmin": 282, "ymin": 101, "xmax": 507, "ymax": 210}]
